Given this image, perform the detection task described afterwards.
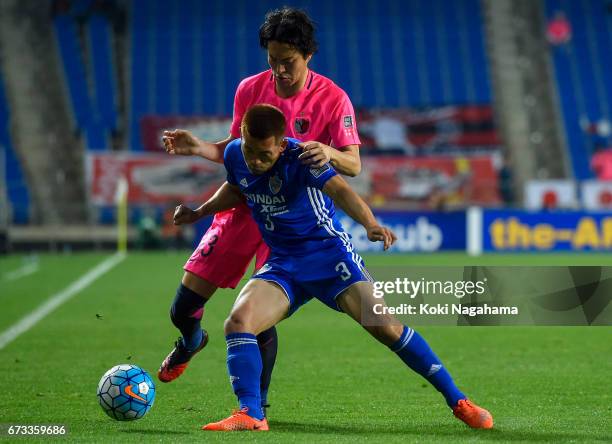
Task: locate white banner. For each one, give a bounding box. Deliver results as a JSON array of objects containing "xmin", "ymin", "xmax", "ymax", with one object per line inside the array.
[
  {"xmin": 524, "ymin": 180, "xmax": 577, "ymax": 210},
  {"xmin": 581, "ymin": 180, "xmax": 612, "ymax": 210}
]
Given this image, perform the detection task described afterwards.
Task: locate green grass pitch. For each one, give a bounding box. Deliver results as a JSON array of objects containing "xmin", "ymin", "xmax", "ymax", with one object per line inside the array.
[{"xmin": 0, "ymin": 252, "xmax": 611, "ymax": 443}]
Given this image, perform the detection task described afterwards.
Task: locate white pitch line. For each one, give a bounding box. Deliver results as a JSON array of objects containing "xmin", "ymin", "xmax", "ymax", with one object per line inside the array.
[
  {"xmin": 2, "ymin": 261, "xmax": 40, "ymax": 282},
  {"xmin": 0, "ymin": 252, "xmax": 126, "ymax": 350}
]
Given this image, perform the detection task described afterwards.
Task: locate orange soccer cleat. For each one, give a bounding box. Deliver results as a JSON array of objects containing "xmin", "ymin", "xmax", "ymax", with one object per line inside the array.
[
  {"xmin": 202, "ymin": 409, "xmax": 269, "ymax": 431},
  {"xmin": 452, "ymin": 399, "xmax": 494, "ymax": 429},
  {"xmin": 158, "ymin": 330, "xmax": 208, "ymax": 383}
]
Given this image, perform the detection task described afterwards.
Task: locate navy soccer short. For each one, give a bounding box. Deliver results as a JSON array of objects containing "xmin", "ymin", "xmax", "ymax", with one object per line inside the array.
[{"xmin": 251, "ymin": 244, "xmax": 373, "ymax": 315}]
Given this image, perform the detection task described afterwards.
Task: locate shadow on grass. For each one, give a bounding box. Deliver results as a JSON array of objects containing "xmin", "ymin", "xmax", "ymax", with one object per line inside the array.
[{"xmin": 270, "ymin": 420, "xmax": 609, "ymax": 442}]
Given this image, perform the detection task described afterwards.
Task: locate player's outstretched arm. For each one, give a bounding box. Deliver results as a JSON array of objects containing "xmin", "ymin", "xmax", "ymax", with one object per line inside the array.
[
  {"xmin": 173, "ymin": 182, "xmax": 244, "ymax": 225},
  {"xmin": 162, "ymin": 130, "xmax": 232, "ymax": 164},
  {"xmin": 322, "ymin": 175, "xmax": 396, "ymax": 250}
]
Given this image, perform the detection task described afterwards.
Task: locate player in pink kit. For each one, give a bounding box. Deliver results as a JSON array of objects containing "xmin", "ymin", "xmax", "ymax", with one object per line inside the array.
[{"xmin": 158, "ymin": 7, "xmax": 361, "ymax": 414}]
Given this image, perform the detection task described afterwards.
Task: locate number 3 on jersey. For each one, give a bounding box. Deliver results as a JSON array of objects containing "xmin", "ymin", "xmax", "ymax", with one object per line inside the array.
[{"xmin": 265, "ymin": 214, "xmax": 275, "ymax": 231}]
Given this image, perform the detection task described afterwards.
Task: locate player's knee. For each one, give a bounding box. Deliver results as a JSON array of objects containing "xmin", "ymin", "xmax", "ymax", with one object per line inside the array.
[{"xmin": 224, "ymin": 311, "xmax": 250, "ymax": 334}]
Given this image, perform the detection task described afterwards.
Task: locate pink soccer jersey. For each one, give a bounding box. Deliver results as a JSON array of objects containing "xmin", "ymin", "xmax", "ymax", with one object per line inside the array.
[
  {"xmin": 185, "ymin": 69, "xmax": 360, "ymax": 289},
  {"xmin": 230, "ymin": 69, "xmax": 361, "ymax": 148}
]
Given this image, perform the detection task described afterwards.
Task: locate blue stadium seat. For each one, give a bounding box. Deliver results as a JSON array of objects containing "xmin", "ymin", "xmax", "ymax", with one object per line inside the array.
[
  {"xmin": 199, "ymin": 1, "xmax": 218, "ymax": 115},
  {"xmin": 152, "ymin": 0, "xmax": 173, "ymax": 114},
  {"xmin": 54, "ymin": 14, "xmax": 93, "ymax": 129},
  {"xmin": 127, "ymin": 0, "xmax": 493, "ymax": 148},
  {"xmin": 0, "ymin": 70, "xmax": 30, "ymax": 223},
  {"xmin": 177, "ymin": 0, "xmax": 196, "ymax": 115},
  {"xmin": 466, "ymin": 0, "xmax": 491, "ymax": 103},
  {"xmin": 88, "ymin": 14, "xmax": 118, "ymax": 132},
  {"xmin": 129, "ymin": 0, "xmax": 150, "ymax": 150},
  {"xmin": 545, "ymin": 0, "xmax": 612, "ymax": 179},
  {"xmin": 55, "ymin": 13, "xmax": 113, "ymax": 150},
  {"xmin": 442, "ymin": 0, "xmax": 468, "ymax": 103}
]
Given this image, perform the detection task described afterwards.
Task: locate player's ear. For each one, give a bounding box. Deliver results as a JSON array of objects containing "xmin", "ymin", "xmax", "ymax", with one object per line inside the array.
[
  {"xmin": 279, "ymin": 138, "xmax": 288, "ymax": 153},
  {"xmin": 305, "ymin": 53, "xmax": 312, "ymax": 64}
]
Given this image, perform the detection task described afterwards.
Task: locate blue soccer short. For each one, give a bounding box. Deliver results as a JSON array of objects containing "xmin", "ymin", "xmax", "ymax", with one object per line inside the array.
[{"xmin": 251, "ymin": 244, "xmax": 373, "ymax": 315}]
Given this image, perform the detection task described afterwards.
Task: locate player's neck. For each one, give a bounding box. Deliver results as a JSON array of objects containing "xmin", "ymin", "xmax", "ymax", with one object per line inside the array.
[{"xmin": 275, "ymin": 69, "xmax": 309, "ymax": 99}]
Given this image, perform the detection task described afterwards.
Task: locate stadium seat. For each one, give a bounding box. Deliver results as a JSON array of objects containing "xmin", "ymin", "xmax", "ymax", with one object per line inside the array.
[
  {"xmin": 545, "ymin": 0, "xmax": 612, "ymax": 180},
  {"xmin": 128, "ymin": 0, "xmax": 493, "ymax": 150},
  {"xmin": 0, "ymin": 70, "xmax": 30, "ymax": 223}
]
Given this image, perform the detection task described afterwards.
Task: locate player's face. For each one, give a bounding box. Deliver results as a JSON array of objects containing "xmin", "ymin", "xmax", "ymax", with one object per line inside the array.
[
  {"xmin": 267, "ymin": 41, "xmax": 311, "ymax": 90},
  {"xmin": 241, "ymin": 134, "xmax": 287, "ymax": 175}
]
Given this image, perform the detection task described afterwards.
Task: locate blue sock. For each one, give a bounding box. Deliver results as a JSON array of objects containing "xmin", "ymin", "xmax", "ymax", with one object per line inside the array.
[
  {"xmin": 170, "ymin": 284, "xmax": 205, "ymax": 351},
  {"xmin": 226, "ymin": 333, "xmax": 264, "ymax": 420},
  {"xmin": 390, "ymin": 326, "xmax": 465, "ymax": 407}
]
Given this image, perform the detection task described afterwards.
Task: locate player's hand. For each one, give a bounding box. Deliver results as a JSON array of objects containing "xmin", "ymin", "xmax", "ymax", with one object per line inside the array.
[
  {"xmin": 162, "ymin": 129, "xmax": 200, "ymax": 156},
  {"xmin": 298, "ymin": 141, "xmax": 332, "ymax": 168},
  {"xmin": 366, "ymin": 225, "xmax": 397, "ymax": 250},
  {"xmin": 173, "ymin": 204, "xmax": 198, "ymax": 225}
]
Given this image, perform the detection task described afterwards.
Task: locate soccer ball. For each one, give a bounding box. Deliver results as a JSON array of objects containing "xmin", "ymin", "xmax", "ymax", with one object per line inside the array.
[{"xmin": 96, "ymin": 364, "xmax": 156, "ymax": 421}]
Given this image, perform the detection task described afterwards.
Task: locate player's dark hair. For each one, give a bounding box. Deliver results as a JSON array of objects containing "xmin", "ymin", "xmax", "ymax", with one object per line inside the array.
[
  {"xmin": 259, "ymin": 6, "xmax": 318, "ymax": 57},
  {"xmin": 242, "ymin": 104, "xmax": 286, "ymax": 141}
]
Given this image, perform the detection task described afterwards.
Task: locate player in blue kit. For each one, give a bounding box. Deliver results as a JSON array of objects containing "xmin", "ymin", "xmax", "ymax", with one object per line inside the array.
[{"xmin": 173, "ymin": 104, "xmax": 494, "ymax": 432}]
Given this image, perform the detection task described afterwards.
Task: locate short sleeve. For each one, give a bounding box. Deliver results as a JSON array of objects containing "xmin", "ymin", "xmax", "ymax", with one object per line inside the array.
[
  {"xmin": 327, "ymin": 90, "xmax": 361, "ymax": 148},
  {"xmin": 223, "ymin": 142, "xmax": 238, "ymax": 185},
  {"xmin": 229, "ymin": 81, "xmax": 247, "ymax": 139}
]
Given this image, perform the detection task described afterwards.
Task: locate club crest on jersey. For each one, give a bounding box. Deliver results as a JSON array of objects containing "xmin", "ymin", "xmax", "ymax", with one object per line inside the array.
[
  {"xmin": 310, "ymin": 164, "xmax": 331, "ymax": 178},
  {"xmin": 294, "ymin": 117, "xmax": 310, "ymax": 134},
  {"xmin": 269, "ymin": 174, "xmax": 282, "ymax": 194},
  {"xmin": 343, "ymin": 115, "xmax": 353, "ymax": 128}
]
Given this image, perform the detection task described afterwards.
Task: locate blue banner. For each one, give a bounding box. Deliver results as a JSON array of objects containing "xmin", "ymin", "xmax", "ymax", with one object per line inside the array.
[
  {"xmin": 192, "ymin": 211, "xmax": 467, "ymax": 252},
  {"xmin": 482, "ymin": 210, "xmax": 612, "ymax": 252},
  {"xmin": 337, "ymin": 210, "xmax": 466, "ymax": 252}
]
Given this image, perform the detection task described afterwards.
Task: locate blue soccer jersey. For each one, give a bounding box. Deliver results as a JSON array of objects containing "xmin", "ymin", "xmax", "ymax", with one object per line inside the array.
[
  {"xmin": 224, "ymin": 138, "xmax": 349, "ymax": 256},
  {"xmin": 224, "ymin": 137, "xmax": 372, "ymax": 313}
]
